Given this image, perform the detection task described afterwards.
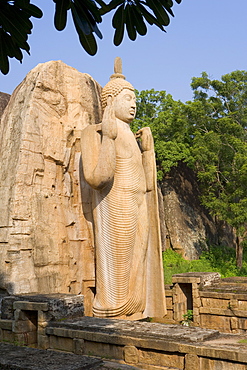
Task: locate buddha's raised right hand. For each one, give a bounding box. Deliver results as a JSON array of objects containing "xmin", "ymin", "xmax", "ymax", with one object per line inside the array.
[{"xmin": 101, "ymin": 96, "xmax": 117, "ymax": 140}]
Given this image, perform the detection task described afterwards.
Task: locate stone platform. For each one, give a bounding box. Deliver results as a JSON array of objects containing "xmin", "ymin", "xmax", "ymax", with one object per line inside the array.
[
  {"xmin": 2, "ymin": 294, "xmax": 247, "ymax": 369},
  {"xmin": 46, "ymin": 317, "xmax": 247, "ymax": 369}
]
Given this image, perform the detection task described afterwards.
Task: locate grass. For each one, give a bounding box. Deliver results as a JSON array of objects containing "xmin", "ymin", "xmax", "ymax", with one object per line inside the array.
[{"xmin": 163, "ymin": 245, "xmax": 247, "ymax": 285}]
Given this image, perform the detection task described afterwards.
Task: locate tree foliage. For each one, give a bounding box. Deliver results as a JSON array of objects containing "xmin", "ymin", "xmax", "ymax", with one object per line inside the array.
[
  {"xmin": 0, "ymin": 0, "xmax": 182, "ymax": 74},
  {"xmin": 131, "ymin": 89, "xmax": 191, "ymax": 179},
  {"xmin": 132, "ymin": 70, "xmax": 247, "ymax": 267}
]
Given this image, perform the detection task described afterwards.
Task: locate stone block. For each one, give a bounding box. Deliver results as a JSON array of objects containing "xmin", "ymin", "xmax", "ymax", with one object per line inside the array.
[
  {"xmin": 166, "ymin": 297, "xmax": 173, "ymax": 310},
  {"xmin": 12, "ymin": 319, "xmax": 36, "ymax": 333},
  {"xmin": 73, "ymin": 338, "xmax": 85, "ymax": 355},
  {"xmin": 84, "ymin": 341, "xmax": 124, "ymax": 360},
  {"xmin": 38, "ymin": 334, "xmax": 49, "ymax": 350},
  {"xmin": 138, "ymin": 349, "xmax": 184, "ymax": 369},
  {"xmin": 193, "ymin": 307, "xmax": 199, "ymax": 317},
  {"xmin": 185, "ymin": 354, "xmax": 200, "ymax": 370},
  {"xmin": 230, "ymin": 317, "xmax": 239, "ymax": 330},
  {"xmin": 200, "ymin": 314, "xmax": 231, "ymax": 333},
  {"xmin": 166, "ymin": 310, "xmax": 173, "ymax": 320},
  {"xmin": 200, "ymin": 307, "xmax": 233, "ymax": 317},
  {"xmin": 38, "ymin": 320, "xmax": 48, "ymax": 330},
  {"xmin": 13, "ymin": 301, "xmax": 49, "ymax": 312},
  {"xmin": 124, "ymin": 346, "xmax": 139, "ymax": 364},
  {"xmin": 238, "ymin": 318, "xmax": 247, "ymax": 330},
  {"xmin": 2, "ymin": 329, "xmax": 15, "ymax": 343},
  {"xmin": 12, "ymin": 321, "xmax": 37, "ymax": 333},
  {"xmin": 1, "ymin": 297, "xmax": 16, "ymax": 320},
  {"xmin": 200, "ymin": 357, "xmax": 246, "ymax": 370},
  {"xmin": 0, "ymin": 319, "xmax": 13, "ymax": 330},
  {"xmin": 201, "ymin": 297, "xmax": 230, "ymax": 309},
  {"xmin": 229, "ymin": 299, "xmax": 238, "ymax": 310},
  {"xmin": 238, "ymin": 300, "xmax": 247, "ymax": 311},
  {"xmin": 38, "ymin": 310, "xmax": 49, "ymax": 323},
  {"xmin": 14, "ymin": 331, "xmax": 37, "ymax": 345},
  {"xmin": 14, "ymin": 309, "xmax": 29, "ymax": 321},
  {"xmin": 193, "ymin": 297, "xmax": 202, "ymax": 308},
  {"xmin": 49, "ymin": 335, "xmax": 74, "ymax": 352},
  {"xmin": 37, "ymin": 326, "xmax": 47, "ymax": 336}
]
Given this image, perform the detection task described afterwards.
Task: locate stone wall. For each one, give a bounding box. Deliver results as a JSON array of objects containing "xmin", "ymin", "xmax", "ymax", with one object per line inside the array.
[
  {"xmin": 165, "ymin": 273, "xmax": 247, "ymax": 335},
  {"xmin": 0, "ymin": 61, "xmax": 101, "ymax": 302}
]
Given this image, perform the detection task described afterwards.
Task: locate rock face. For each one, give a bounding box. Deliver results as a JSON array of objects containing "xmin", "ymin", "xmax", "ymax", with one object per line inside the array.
[
  {"xmin": 161, "ymin": 162, "xmax": 235, "ymax": 259},
  {"xmin": 0, "ymin": 92, "xmax": 10, "ymax": 118},
  {"xmin": 0, "ymin": 61, "xmax": 102, "ymax": 302}
]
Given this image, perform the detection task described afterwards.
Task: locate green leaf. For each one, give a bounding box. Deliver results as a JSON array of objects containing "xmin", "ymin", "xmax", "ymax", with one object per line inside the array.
[
  {"xmin": 146, "ymin": 0, "xmax": 170, "ymax": 26},
  {"xmin": 4, "ymin": 33, "xmax": 23, "ymax": 61},
  {"xmin": 159, "ymin": 0, "xmax": 174, "ymax": 17},
  {"xmin": 24, "ymin": 4, "xmax": 43, "ymax": 18},
  {"xmin": 112, "ymin": 3, "xmax": 125, "ymax": 46},
  {"xmin": 78, "ymin": 32, "xmax": 97, "ymax": 55},
  {"xmin": 15, "ymin": 0, "xmax": 43, "ymax": 18},
  {"xmin": 125, "ymin": 5, "xmax": 136, "ymax": 41},
  {"xmin": 82, "ymin": 0, "xmax": 102, "ymax": 23},
  {"xmin": 131, "ymin": 5, "xmax": 147, "ymax": 36},
  {"xmin": 71, "ymin": 3, "xmax": 97, "ymax": 55},
  {"xmin": 136, "ymin": 3, "xmax": 165, "ymax": 31},
  {"xmin": 54, "ymin": 0, "xmax": 70, "ymax": 31},
  {"xmin": 73, "ymin": 0, "xmax": 102, "ymax": 39},
  {"xmin": 0, "ymin": 30, "xmax": 10, "ymax": 74},
  {"xmin": 71, "ymin": 2, "xmax": 92, "ymax": 35}
]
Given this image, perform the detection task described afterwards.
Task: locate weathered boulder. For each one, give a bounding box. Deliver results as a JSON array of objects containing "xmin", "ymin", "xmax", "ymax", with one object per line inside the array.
[
  {"xmin": 0, "ymin": 60, "xmax": 101, "ymax": 299},
  {"xmin": 161, "ymin": 162, "xmax": 235, "ymax": 259}
]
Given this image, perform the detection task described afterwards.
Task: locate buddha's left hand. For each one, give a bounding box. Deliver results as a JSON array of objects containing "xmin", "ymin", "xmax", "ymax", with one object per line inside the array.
[{"xmin": 135, "ymin": 127, "xmax": 154, "ymax": 152}]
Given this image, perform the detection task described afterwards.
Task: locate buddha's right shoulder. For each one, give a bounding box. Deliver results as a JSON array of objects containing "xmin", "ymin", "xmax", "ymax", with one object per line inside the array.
[{"xmin": 82, "ymin": 123, "xmax": 102, "ymax": 134}]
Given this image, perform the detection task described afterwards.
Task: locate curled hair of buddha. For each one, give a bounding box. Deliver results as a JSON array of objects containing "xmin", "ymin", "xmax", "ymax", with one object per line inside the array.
[
  {"xmin": 101, "ymin": 57, "xmax": 134, "ymax": 110},
  {"xmin": 101, "ymin": 78, "xmax": 134, "ymax": 110}
]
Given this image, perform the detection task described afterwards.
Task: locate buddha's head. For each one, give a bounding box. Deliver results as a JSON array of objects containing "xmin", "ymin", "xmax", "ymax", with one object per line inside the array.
[{"xmin": 101, "ymin": 58, "xmax": 136, "ymax": 124}]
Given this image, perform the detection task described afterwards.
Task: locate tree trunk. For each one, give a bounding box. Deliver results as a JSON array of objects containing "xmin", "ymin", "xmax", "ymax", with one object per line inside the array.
[{"xmin": 236, "ymin": 236, "xmax": 243, "ymax": 269}]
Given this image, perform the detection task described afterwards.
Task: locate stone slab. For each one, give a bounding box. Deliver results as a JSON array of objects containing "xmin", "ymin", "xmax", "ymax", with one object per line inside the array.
[
  {"xmin": 0, "ymin": 319, "xmax": 13, "ymax": 330},
  {"xmin": 48, "ymin": 316, "xmax": 219, "ymax": 343},
  {"xmin": 0, "ymin": 342, "xmax": 102, "ymax": 369},
  {"xmin": 13, "ymin": 301, "xmax": 49, "ymax": 312},
  {"xmin": 2, "ymin": 294, "xmax": 84, "ymax": 320},
  {"xmin": 200, "ymin": 290, "xmax": 247, "ymax": 300},
  {"xmin": 172, "ymin": 272, "xmax": 220, "ymax": 286}
]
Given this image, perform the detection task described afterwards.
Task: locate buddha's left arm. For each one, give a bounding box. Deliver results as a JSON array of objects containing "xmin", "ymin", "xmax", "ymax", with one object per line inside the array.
[{"xmin": 136, "ymin": 127, "xmax": 156, "ymax": 192}]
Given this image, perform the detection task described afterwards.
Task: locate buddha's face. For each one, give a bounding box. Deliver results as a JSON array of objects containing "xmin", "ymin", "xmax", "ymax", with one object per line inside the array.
[{"xmin": 112, "ymin": 89, "xmax": 136, "ymax": 124}]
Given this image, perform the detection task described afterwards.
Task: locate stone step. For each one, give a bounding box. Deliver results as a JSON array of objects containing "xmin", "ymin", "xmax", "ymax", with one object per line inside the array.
[{"xmin": 0, "ymin": 342, "xmax": 102, "ymax": 369}]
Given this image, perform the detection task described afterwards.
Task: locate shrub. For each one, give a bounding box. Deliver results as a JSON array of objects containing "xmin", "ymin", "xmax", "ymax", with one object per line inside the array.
[{"xmin": 163, "ymin": 245, "xmax": 247, "ymax": 284}]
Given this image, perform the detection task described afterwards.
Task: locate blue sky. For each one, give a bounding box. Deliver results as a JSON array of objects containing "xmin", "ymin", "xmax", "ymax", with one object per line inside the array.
[{"xmin": 1, "ymin": 0, "xmax": 247, "ymax": 102}]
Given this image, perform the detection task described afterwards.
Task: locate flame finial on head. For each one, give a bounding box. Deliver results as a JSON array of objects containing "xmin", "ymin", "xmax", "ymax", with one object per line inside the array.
[{"xmin": 101, "ymin": 57, "xmax": 134, "ymax": 110}]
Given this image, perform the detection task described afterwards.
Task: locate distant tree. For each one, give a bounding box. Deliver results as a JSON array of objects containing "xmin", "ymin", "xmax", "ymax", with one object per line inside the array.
[
  {"xmin": 0, "ymin": 0, "xmax": 182, "ymax": 74},
  {"xmin": 133, "ymin": 70, "xmax": 247, "ymax": 268},
  {"xmin": 189, "ymin": 71, "xmax": 247, "ymax": 269}
]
